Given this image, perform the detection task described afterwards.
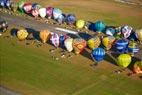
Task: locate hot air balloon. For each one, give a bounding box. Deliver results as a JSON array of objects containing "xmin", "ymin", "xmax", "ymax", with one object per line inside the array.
[
  {"xmin": 10, "ymin": 2, "xmax": 18, "ymax": 12},
  {"xmin": 46, "ymin": 7, "xmax": 53, "ymax": 19},
  {"xmin": 6, "ymin": 0, "xmax": 10, "ymax": 8},
  {"xmin": 32, "ymin": 3, "xmax": 41, "ymax": 10},
  {"xmin": 94, "ymin": 21, "xmax": 106, "ymax": 32},
  {"xmin": 39, "ymin": 8, "xmax": 46, "ymax": 18},
  {"xmin": 66, "ymin": 14, "xmax": 76, "ymax": 25},
  {"xmin": 23, "ymin": 3, "xmax": 32, "ymax": 13},
  {"xmin": 59, "ymin": 35, "xmax": 68, "ymax": 48},
  {"xmin": 50, "ymin": 33, "xmax": 60, "ymax": 48},
  {"xmin": 18, "ymin": 0, "xmax": 25, "ymax": 13},
  {"xmin": 121, "ymin": 25, "xmax": 132, "ymax": 39},
  {"xmin": 0, "ymin": 0, "xmax": 10, "ymax": 8},
  {"xmin": 57, "ymin": 14, "xmax": 66, "ymax": 24},
  {"xmin": 117, "ymin": 54, "xmax": 131, "ymax": 68},
  {"xmin": 135, "ymin": 29, "xmax": 142, "ymax": 42},
  {"xmin": 53, "ymin": 8, "xmax": 62, "ymax": 20},
  {"xmin": 73, "ymin": 38, "xmax": 86, "ymax": 54},
  {"xmin": 39, "ymin": 29, "xmax": 51, "ymax": 43},
  {"xmin": 133, "ymin": 61, "xmax": 142, "ymax": 74},
  {"xmin": 128, "ymin": 41, "xmax": 139, "ymax": 56},
  {"xmin": 17, "ymin": 29, "xmax": 28, "ymax": 40},
  {"xmin": 87, "ymin": 36, "xmax": 101, "ymax": 50},
  {"xmin": 31, "ymin": 9, "xmax": 39, "ymax": 18},
  {"xmin": 91, "ymin": 47, "xmax": 105, "ymax": 63},
  {"xmin": 76, "ymin": 20, "xmax": 85, "ymax": 29},
  {"xmin": 115, "ymin": 39, "xmax": 128, "ymax": 53},
  {"xmin": 64, "ymin": 38, "xmax": 73, "ymax": 52},
  {"xmin": 102, "ymin": 36, "xmax": 115, "ymax": 50},
  {"xmin": 0, "ymin": 0, "xmax": 5, "ymax": 7},
  {"xmin": 105, "ymin": 27, "xmax": 116, "ymax": 36},
  {"xmin": 128, "ymin": 31, "xmax": 138, "ymax": 41}
]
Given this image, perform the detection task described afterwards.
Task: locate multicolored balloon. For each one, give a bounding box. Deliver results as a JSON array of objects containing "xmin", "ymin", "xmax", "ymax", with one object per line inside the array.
[
  {"xmin": 39, "ymin": 8, "xmax": 46, "ymax": 18},
  {"xmin": 87, "ymin": 36, "xmax": 101, "ymax": 50},
  {"xmin": 23, "ymin": 3, "xmax": 32, "ymax": 13},
  {"xmin": 133, "ymin": 61, "xmax": 142, "ymax": 74},
  {"xmin": 94, "ymin": 21, "xmax": 106, "ymax": 32},
  {"xmin": 39, "ymin": 29, "xmax": 51, "ymax": 43},
  {"xmin": 59, "ymin": 35, "xmax": 68, "ymax": 48},
  {"xmin": 105, "ymin": 27, "xmax": 116, "ymax": 36},
  {"xmin": 31, "ymin": 9, "xmax": 39, "ymax": 17},
  {"xmin": 73, "ymin": 38, "xmax": 86, "ymax": 54},
  {"xmin": 64, "ymin": 38, "xmax": 73, "ymax": 52},
  {"xmin": 91, "ymin": 48, "xmax": 105, "ymax": 63},
  {"xmin": 128, "ymin": 41, "xmax": 139, "ymax": 56},
  {"xmin": 32, "ymin": 3, "xmax": 41, "ymax": 10},
  {"xmin": 76, "ymin": 20, "xmax": 85, "ymax": 29},
  {"xmin": 57, "ymin": 14, "xmax": 66, "ymax": 24},
  {"xmin": 66, "ymin": 14, "xmax": 76, "ymax": 25},
  {"xmin": 135, "ymin": 29, "xmax": 142, "ymax": 41},
  {"xmin": 121, "ymin": 25, "xmax": 132, "ymax": 38},
  {"xmin": 115, "ymin": 39, "xmax": 128, "ymax": 53},
  {"xmin": 46, "ymin": 7, "xmax": 53, "ymax": 18},
  {"xmin": 102, "ymin": 36, "xmax": 115, "ymax": 50},
  {"xmin": 117, "ymin": 54, "xmax": 131, "ymax": 68},
  {"xmin": 53, "ymin": 8, "xmax": 62, "ymax": 20},
  {"xmin": 50, "ymin": 33, "xmax": 60, "ymax": 48},
  {"xmin": 17, "ymin": 29, "xmax": 28, "ymax": 40}
]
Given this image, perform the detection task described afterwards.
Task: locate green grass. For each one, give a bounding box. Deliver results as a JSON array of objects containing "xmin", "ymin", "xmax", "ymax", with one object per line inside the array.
[{"xmin": 0, "ymin": 31, "xmax": 142, "ymax": 95}]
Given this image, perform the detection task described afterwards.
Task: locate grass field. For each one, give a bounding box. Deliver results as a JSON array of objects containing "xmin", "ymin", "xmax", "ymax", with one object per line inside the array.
[{"xmin": 1, "ymin": 0, "xmax": 142, "ymax": 95}]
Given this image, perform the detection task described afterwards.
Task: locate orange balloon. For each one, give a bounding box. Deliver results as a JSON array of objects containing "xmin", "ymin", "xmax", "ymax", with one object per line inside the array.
[{"xmin": 40, "ymin": 30, "xmax": 51, "ymax": 43}]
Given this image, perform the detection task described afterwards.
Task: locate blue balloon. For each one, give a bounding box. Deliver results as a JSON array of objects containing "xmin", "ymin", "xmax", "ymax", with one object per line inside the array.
[
  {"xmin": 94, "ymin": 21, "xmax": 106, "ymax": 32},
  {"xmin": 0, "ymin": 0, "xmax": 10, "ymax": 7},
  {"xmin": 57, "ymin": 14, "xmax": 66, "ymax": 24},
  {"xmin": 0, "ymin": 0, "xmax": 5, "ymax": 7},
  {"xmin": 88, "ymin": 22, "xmax": 96, "ymax": 31},
  {"xmin": 128, "ymin": 32, "xmax": 138, "ymax": 41},
  {"xmin": 66, "ymin": 14, "xmax": 76, "ymax": 25},
  {"xmin": 92, "ymin": 48, "xmax": 105, "ymax": 63},
  {"xmin": 115, "ymin": 39, "xmax": 128, "ymax": 53},
  {"xmin": 105, "ymin": 27, "xmax": 116, "ymax": 36},
  {"xmin": 59, "ymin": 35, "xmax": 67, "ymax": 48},
  {"xmin": 53, "ymin": 8, "xmax": 62, "ymax": 20}
]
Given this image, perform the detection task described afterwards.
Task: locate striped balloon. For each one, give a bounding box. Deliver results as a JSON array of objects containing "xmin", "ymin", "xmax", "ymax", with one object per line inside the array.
[
  {"xmin": 128, "ymin": 41, "xmax": 139, "ymax": 56},
  {"xmin": 91, "ymin": 48, "xmax": 105, "ymax": 63},
  {"xmin": 94, "ymin": 21, "xmax": 106, "ymax": 32},
  {"xmin": 50, "ymin": 33, "xmax": 60, "ymax": 48},
  {"xmin": 117, "ymin": 54, "xmax": 131, "ymax": 68},
  {"xmin": 115, "ymin": 39, "xmax": 128, "ymax": 53}
]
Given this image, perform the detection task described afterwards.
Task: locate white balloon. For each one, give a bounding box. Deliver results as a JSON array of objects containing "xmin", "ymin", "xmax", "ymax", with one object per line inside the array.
[
  {"xmin": 39, "ymin": 8, "xmax": 46, "ymax": 18},
  {"xmin": 64, "ymin": 38, "xmax": 73, "ymax": 52}
]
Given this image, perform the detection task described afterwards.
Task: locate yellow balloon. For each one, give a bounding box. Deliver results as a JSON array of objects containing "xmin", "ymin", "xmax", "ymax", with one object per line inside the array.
[
  {"xmin": 17, "ymin": 29, "xmax": 28, "ymax": 40},
  {"xmin": 40, "ymin": 30, "xmax": 51, "ymax": 43},
  {"xmin": 102, "ymin": 36, "xmax": 115, "ymax": 50},
  {"xmin": 117, "ymin": 54, "xmax": 131, "ymax": 68},
  {"xmin": 87, "ymin": 36, "xmax": 101, "ymax": 50},
  {"xmin": 76, "ymin": 20, "xmax": 85, "ymax": 29},
  {"xmin": 136, "ymin": 29, "xmax": 142, "ymax": 41}
]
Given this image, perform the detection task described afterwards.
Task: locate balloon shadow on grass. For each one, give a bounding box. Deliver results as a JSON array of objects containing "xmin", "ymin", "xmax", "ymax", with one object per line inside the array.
[
  {"xmin": 80, "ymin": 48, "xmax": 93, "ymax": 61},
  {"xmin": 78, "ymin": 32, "xmax": 92, "ymax": 41}
]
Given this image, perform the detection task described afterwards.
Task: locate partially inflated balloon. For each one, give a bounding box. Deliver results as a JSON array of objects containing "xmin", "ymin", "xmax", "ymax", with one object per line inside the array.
[
  {"xmin": 17, "ymin": 29, "xmax": 28, "ymax": 40},
  {"xmin": 18, "ymin": 0, "xmax": 25, "ymax": 13},
  {"xmin": 121, "ymin": 25, "xmax": 132, "ymax": 39},
  {"xmin": 87, "ymin": 36, "xmax": 101, "ymax": 50},
  {"xmin": 133, "ymin": 61, "xmax": 142, "ymax": 74},
  {"xmin": 23, "ymin": 3, "xmax": 32, "ymax": 13},
  {"xmin": 53, "ymin": 8, "xmax": 62, "ymax": 20},
  {"xmin": 94, "ymin": 21, "xmax": 106, "ymax": 32},
  {"xmin": 135, "ymin": 29, "xmax": 142, "ymax": 41},
  {"xmin": 59, "ymin": 35, "xmax": 68, "ymax": 48},
  {"xmin": 57, "ymin": 14, "xmax": 66, "ymax": 24},
  {"xmin": 105, "ymin": 27, "xmax": 116, "ymax": 36},
  {"xmin": 115, "ymin": 39, "xmax": 128, "ymax": 53},
  {"xmin": 64, "ymin": 38, "xmax": 73, "ymax": 52},
  {"xmin": 73, "ymin": 38, "xmax": 86, "ymax": 54},
  {"xmin": 32, "ymin": 3, "xmax": 41, "ymax": 10},
  {"xmin": 102, "ymin": 36, "xmax": 115, "ymax": 50},
  {"xmin": 39, "ymin": 8, "xmax": 46, "ymax": 18},
  {"xmin": 32, "ymin": 9, "xmax": 39, "ymax": 17},
  {"xmin": 50, "ymin": 33, "xmax": 60, "ymax": 48},
  {"xmin": 76, "ymin": 20, "xmax": 85, "ymax": 29},
  {"xmin": 117, "ymin": 54, "xmax": 131, "ymax": 68},
  {"xmin": 91, "ymin": 48, "xmax": 105, "ymax": 63},
  {"xmin": 46, "ymin": 7, "xmax": 53, "ymax": 18},
  {"xmin": 11, "ymin": 2, "xmax": 18, "ymax": 12},
  {"xmin": 40, "ymin": 29, "xmax": 51, "ymax": 43}
]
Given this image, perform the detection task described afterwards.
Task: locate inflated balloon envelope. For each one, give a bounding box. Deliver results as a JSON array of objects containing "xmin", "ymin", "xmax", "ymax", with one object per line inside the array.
[
  {"xmin": 40, "ymin": 29, "xmax": 51, "ymax": 43},
  {"xmin": 73, "ymin": 38, "xmax": 86, "ymax": 54},
  {"xmin": 23, "ymin": 3, "xmax": 32, "ymax": 13},
  {"xmin": 31, "ymin": 9, "xmax": 39, "ymax": 17},
  {"xmin": 117, "ymin": 54, "xmax": 131, "ymax": 68},
  {"xmin": 102, "ymin": 36, "xmax": 115, "ymax": 50},
  {"xmin": 50, "ymin": 33, "xmax": 60, "ymax": 48},
  {"xmin": 64, "ymin": 38, "xmax": 73, "ymax": 52},
  {"xmin": 133, "ymin": 61, "xmax": 142, "ymax": 74},
  {"xmin": 17, "ymin": 29, "xmax": 28, "ymax": 41},
  {"xmin": 11, "ymin": 2, "xmax": 18, "ymax": 12},
  {"xmin": 135, "ymin": 29, "xmax": 142, "ymax": 42},
  {"xmin": 39, "ymin": 8, "xmax": 46, "ymax": 18},
  {"xmin": 76, "ymin": 20, "xmax": 85, "ymax": 29}
]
